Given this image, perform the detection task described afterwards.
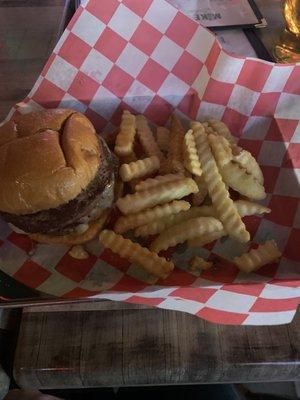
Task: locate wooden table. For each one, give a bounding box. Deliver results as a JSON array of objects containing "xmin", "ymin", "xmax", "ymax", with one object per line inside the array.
[{"xmin": 1, "ymin": 0, "xmax": 299, "ymax": 390}]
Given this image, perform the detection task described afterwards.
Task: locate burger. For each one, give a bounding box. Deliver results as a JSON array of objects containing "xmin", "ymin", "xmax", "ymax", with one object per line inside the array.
[{"xmin": 0, "ymin": 109, "xmax": 117, "ymax": 245}]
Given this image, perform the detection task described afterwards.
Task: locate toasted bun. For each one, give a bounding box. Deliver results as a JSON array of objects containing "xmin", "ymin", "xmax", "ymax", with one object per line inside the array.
[
  {"xmin": 0, "ymin": 109, "xmax": 101, "ymax": 215},
  {"xmin": 30, "ymin": 210, "xmax": 110, "ymax": 245}
]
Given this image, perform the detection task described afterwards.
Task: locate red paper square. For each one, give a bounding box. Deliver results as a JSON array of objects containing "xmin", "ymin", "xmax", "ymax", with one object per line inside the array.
[
  {"xmin": 55, "ymin": 253, "xmax": 97, "ymax": 283},
  {"xmin": 260, "ymin": 166, "xmax": 280, "ymax": 193},
  {"xmin": 237, "ymin": 60, "xmax": 272, "ymax": 92},
  {"xmin": 126, "ymin": 296, "xmax": 165, "ymax": 307},
  {"xmin": 41, "ymin": 53, "xmax": 56, "ymax": 77},
  {"xmin": 137, "ymin": 59, "xmax": 169, "ymax": 92},
  {"xmin": 283, "ymin": 66, "xmax": 300, "ymax": 95},
  {"xmin": 122, "ymin": 0, "xmax": 153, "ymax": 17},
  {"xmin": 32, "ymin": 79, "xmax": 65, "ymax": 108},
  {"xmin": 165, "ymin": 12, "xmax": 197, "ymax": 48},
  {"xmin": 130, "ymin": 20, "xmax": 162, "ymax": 56},
  {"xmin": 223, "ymin": 283, "xmax": 264, "ymax": 297},
  {"xmin": 285, "ymin": 228, "xmax": 300, "ymax": 261},
  {"xmin": 178, "ymin": 88, "xmax": 201, "ymax": 119},
  {"xmin": 251, "ymin": 93, "xmax": 281, "ymax": 117},
  {"xmin": 237, "ymin": 138, "xmax": 262, "ymax": 158},
  {"xmin": 14, "ymin": 260, "xmax": 51, "ymax": 289},
  {"xmin": 203, "ymin": 79, "xmax": 234, "ymax": 106},
  {"xmin": 59, "ymin": 33, "xmax": 91, "ymax": 68},
  {"xmin": 256, "ymin": 262, "xmax": 278, "ymax": 278},
  {"xmin": 171, "ymin": 287, "xmax": 217, "ymax": 303},
  {"xmin": 205, "ymin": 41, "xmax": 221, "ymax": 74},
  {"xmin": 250, "ymin": 297, "xmax": 299, "ymax": 312},
  {"xmin": 266, "ymin": 195, "xmax": 298, "ymax": 226},
  {"xmin": 68, "ymin": 71, "xmax": 99, "ymax": 105},
  {"xmin": 266, "ymin": 118, "xmax": 299, "ymax": 142},
  {"xmin": 103, "ymin": 66, "xmax": 134, "ymax": 98},
  {"xmin": 99, "ymin": 248, "xmax": 131, "ymax": 272},
  {"xmin": 111, "ymin": 275, "xmax": 147, "ymax": 292},
  {"xmin": 85, "ymin": 108, "xmax": 107, "ymax": 131},
  {"xmin": 196, "ymin": 307, "xmax": 248, "ymax": 325},
  {"xmin": 284, "ymin": 143, "xmax": 300, "ymax": 168},
  {"xmin": 242, "ymin": 216, "xmax": 262, "ymax": 238},
  {"xmin": 67, "ymin": 7, "xmax": 83, "ymax": 30},
  {"xmin": 94, "ymin": 28, "xmax": 127, "ymax": 62},
  {"xmin": 8, "ymin": 232, "xmax": 35, "ymax": 254},
  {"xmin": 63, "ymin": 287, "xmax": 101, "ymax": 298},
  {"xmin": 86, "ymin": 0, "xmax": 119, "ymax": 24},
  {"xmin": 172, "ymin": 51, "xmax": 203, "ymax": 85},
  {"xmin": 144, "ymin": 95, "xmax": 173, "ymax": 125},
  {"xmin": 157, "ymin": 268, "xmax": 196, "ymax": 286},
  {"xmin": 222, "ymin": 108, "xmax": 248, "ymax": 136},
  {"xmin": 201, "ymin": 258, "xmax": 238, "ymax": 284}
]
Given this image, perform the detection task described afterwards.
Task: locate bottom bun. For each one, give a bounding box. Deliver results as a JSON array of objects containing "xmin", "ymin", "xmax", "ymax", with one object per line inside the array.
[{"xmin": 30, "ymin": 210, "xmax": 110, "ymax": 245}]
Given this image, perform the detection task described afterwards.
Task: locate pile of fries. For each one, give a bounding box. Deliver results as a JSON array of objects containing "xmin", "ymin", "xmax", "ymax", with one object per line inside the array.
[{"xmin": 98, "ymin": 111, "xmax": 281, "ymax": 280}]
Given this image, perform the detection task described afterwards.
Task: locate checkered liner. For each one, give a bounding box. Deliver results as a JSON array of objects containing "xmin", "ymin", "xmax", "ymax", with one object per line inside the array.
[{"xmin": 1, "ymin": 0, "xmax": 300, "ymax": 325}]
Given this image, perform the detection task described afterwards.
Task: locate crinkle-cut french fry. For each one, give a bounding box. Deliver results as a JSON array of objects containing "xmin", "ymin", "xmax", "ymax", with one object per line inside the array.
[
  {"xmin": 135, "ymin": 174, "xmax": 183, "ymax": 192},
  {"xmin": 189, "ymin": 256, "xmax": 213, "ymax": 271},
  {"xmin": 183, "ymin": 129, "xmax": 202, "ymax": 176},
  {"xmin": 192, "ymin": 175, "xmax": 207, "ymax": 206},
  {"xmin": 150, "ymin": 217, "xmax": 223, "ymax": 252},
  {"xmin": 114, "ymin": 200, "xmax": 190, "ymax": 234},
  {"xmin": 234, "ymin": 240, "xmax": 281, "ymax": 273},
  {"xmin": 235, "ymin": 200, "xmax": 270, "ymax": 217},
  {"xmin": 220, "ymin": 161, "xmax": 266, "ymax": 200},
  {"xmin": 166, "ymin": 114, "xmax": 185, "ymax": 174},
  {"xmin": 208, "ymin": 119, "xmax": 236, "ymax": 146},
  {"xmin": 233, "ymin": 149, "xmax": 264, "ymax": 185},
  {"xmin": 99, "ymin": 230, "xmax": 174, "ymax": 279},
  {"xmin": 119, "ymin": 156, "xmax": 160, "ymax": 182},
  {"xmin": 208, "ymin": 133, "xmax": 233, "ymax": 167},
  {"xmin": 156, "ymin": 127, "xmax": 170, "ymax": 153},
  {"xmin": 136, "ymin": 115, "xmax": 165, "ymax": 163},
  {"xmin": 114, "ymin": 110, "xmax": 136, "ymax": 156},
  {"xmin": 116, "ymin": 178, "xmax": 198, "ymax": 215},
  {"xmin": 187, "ymin": 229, "xmax": 226, "ymax": 247},
  {"xmin": 192, "ymin": 122, "xmax": 250, "ymax": 243}
]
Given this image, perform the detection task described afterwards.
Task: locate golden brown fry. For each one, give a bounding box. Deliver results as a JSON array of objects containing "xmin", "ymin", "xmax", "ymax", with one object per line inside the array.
[
  {"xmin": 164, "ymin": 114, "xmax": 185, "ymax": 174},
  {"xmin": 208, "ymin": 133, "xmax": 233, "ymax": 167},
  {"xmin": 69, "ymin": 245, "xmax": 89, "ymax": 260},
  {"xmin": 114, "ymin": 110, "xmax": 136, "ymax": 156},
  {"xmin": 192, "ymin": 122, "xmax": 250, "ymax": 243},
  {"xmin": 183, "ymin": 129, "xmax": 202, "ymax": 176},
  {"xmin": 114, "ymin": 200, "xmax": 190, "ymax": 234},
  {"xmin": 99, "ymin": 230, "xmax": 174, "ymax": 279},
  {"xmin": 119, "ymin": 156, "xmax": 160, "ymax": 182},
  {"xmin": 192, "ymin": 175, "xmax": 207, "ymax": 206},
  {"xmin": 116, "ymin": 177, "xmax": 198, "ymax": 215},
  {"xmin": 208, "ymin": 119, "xmax": 236, "ymax": 146},
  {"xmin": 220, "ymin": 161, "xmax": 266, "ymax": 200},
  {"xmin": 187, "ymin": 229, "xmax": 226, "ymax": 247},
  {"xmin": 234, "ymin": 240, "xmax": 281, "ymax": 273},
  {"xmin": 135, "ymin": 174, "xmax": 183, "ymax": 192},
  {"xmin": 233, "ymin": 149, "xmax": 264, "ymax": 184},
  {"xmin": 189, "ymin": 256, "xmax": 213, "ymax": 271},
  {"xmin": 150, "ymin": 217, "xmax": 223, "ymax": 252},
  {"xmin": 156, "ymin": 126, "xmax": 170, "ymax": 153},
  {"xmin": 235, "ymin": 200, "xmax": 271, "ymax": 217},
  {"xmin": 136, "ymin": 115, "xmax": 165, "ymax": 163}
]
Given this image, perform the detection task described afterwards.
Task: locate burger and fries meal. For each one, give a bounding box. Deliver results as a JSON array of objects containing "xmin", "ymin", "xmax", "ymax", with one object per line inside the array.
[{"xmin": 0, "ymin": 108, "xmax": 281, "ymax": 282}]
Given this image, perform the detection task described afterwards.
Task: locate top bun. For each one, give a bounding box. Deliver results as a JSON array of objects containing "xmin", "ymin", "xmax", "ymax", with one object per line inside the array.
[{"xmin": 0, "ymin": 109, "xmax": 101, "ymax": 215}]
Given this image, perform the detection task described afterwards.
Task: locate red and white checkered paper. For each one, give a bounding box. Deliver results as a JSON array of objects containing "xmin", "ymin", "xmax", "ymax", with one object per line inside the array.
[{"xmin": 1, "ymin": 0, "xmax": 300, "ymax": 325}]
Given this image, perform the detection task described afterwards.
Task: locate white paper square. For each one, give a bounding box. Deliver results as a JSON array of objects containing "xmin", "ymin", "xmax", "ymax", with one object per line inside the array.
[
  {"xmin": 151, "ymin": 36, "xmax": 183, "ymax": 71},
  {"xmin": 90, "ymin": 86, "xmax": 121, "ymax": 119},
  {"xmin": 274, "ymin": 168, "xmax": 300, "ymax": 198},
  {"xmin": 31, "ymin": 244, "xmax": 69, "ymax": 272},
  {"xmin": 192, "ymin": 65, "xmax": 210, "ymax": 97},
  {"xmin": 72, "ymin": 10, "xmax": 105, "ymax": 46},
  {"xmin": 116, "ymin": 43, "xmax": 148, "ymax": 78},
  {"xmin": 80, "ymin": 260, "xmax": 123, "ymax": 291},
  {"xmin": 244, "ymin": 311, "xmax": 295, "ymax": 325},
  {"xmin": 108, "ymin": 3, "xmax": 141, "ymax": 40},
  {"xmin": 253, "ymin": 219, "xmax": 291, "ymax": 252},
  {"xmin": 45, "ymin": 56, "xmax": 78, "ymax": 91},
  {"xmin": 228, "ymin": 84, "xmax": 260, "ymax": 116},
  {"xmin": 123, "ymin": 80, "xmax": 154, "ymax": 113},
  {"xmin": 80, "ymin": 49, "xmax": 113, "ymax": 84},
  {"xmin": 290, "ymin": 122, "xmax": 300, "ymax": 143},
  {"xmin": 138, "ymin": 286, "xmax": 176, "ymax": 298},
  {"xmin": 95, "ymin": 292, "xmax": 134, "ymax": 301},
  {"xmin": 258, "ymin": 140, "xmax": 288, "ymax": 167},
  {"xmin": 187, "ymin": 25, "xmax": 216, "ymax": 63},
  {"xmin": 275, "ymin": 93, "xmax": 300, "ymax": 120},
  {"xmin": 159, "ymin": 297, "xmax": 204, "ymax": 314},
  {"xmin": 59, "ymin": 93, "xmax": 87, "ymax": 113},
  {"xmin": 242, "ymin": 116, "xmax": 271, "ymax": 140},
  {"xmin": 157, "ymin": 73, "xmax": 189, "ymax": 107},
  {"xmin": 144, "ymin": 0, "xmax": 177, "ymax": 33},
  {"xmin": 0, "ymin": 242, "xmax": 28, "ymax": 276},
  {"xmin": 260, "ymin": 283, "xmax": 300, "ymax": 299},
  {"xmin": 211, "ymin": 51, "xmax": 244, "ymax": 84},
  {"xmin": 206, "ymin": 290, "xmax": 256, "ymax": 313},
  {"xmin": 37, "ymin": 272, "xmax": 77, "ymax": 296},
  {"xmin": 197, "ymin": 101, "xmax": 225, "ymax": 121},
  {"xmin": 212, "ymin": 237, "xmax": 249, "ymax": 260},
  {"xmin": 262, "ymin": 65, "xmax": 294, "ymax": 93}
]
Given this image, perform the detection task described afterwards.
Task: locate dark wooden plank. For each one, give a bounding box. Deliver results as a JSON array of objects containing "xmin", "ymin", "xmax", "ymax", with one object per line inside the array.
[{"xmin": 13, "ymin": 306, "xmax": 300, "ymax": 389}]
